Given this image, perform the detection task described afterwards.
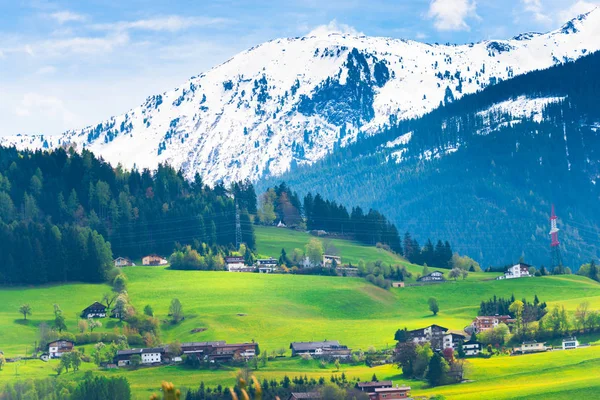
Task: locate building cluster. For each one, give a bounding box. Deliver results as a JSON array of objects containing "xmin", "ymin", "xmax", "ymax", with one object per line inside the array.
[
  {"xmin": 114, "ymin": 255, "xmax": 168, "ymax": 268},
  {"xmin": 288, "ymin": 381, "xmax": 411, "ymax": 400},
  {"xmin": 225, "ymin": 254, "xmax": 346, "ymax": 273}
]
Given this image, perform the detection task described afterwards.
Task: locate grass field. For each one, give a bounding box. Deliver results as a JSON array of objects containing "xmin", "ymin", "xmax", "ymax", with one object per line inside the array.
[{"xmin": 1, "ymin": 226, "xmax": 600, "ymax": 398}]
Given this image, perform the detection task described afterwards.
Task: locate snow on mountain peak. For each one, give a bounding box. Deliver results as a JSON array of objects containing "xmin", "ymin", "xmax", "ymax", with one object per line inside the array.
[{"xmin": 3, "ymin": 10, "xmax": 600, "ymax": 185}]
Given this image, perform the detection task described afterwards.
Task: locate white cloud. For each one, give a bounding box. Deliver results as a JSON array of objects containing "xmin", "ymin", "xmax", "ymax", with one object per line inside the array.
[
  {"xmin": 49, "ymin": 11, "xmax": 86, "ymax": 24},
  {"xmin": 427, "ymin": 0, "xmax": 478, "ymax": 31},
  {"xmin": 521, "ymin": 0, "xmax": 553, "ymax": 25},
  {"xmin": 557, "ymin": 1, "xmax": 599, "ymax": 23},
  {"xmin": 15, "ymin": 93, "xmax": 77, "ymax": 125},
  {"xmin": 93, "ymin": 16, "xmax": 230, "ymax": 33},
  {"xmin": 415, "ymin": 32, "xmax": 428, "ymax": 40},
  {"xmin": 38, "ymin": 33, "xmax": 129, "ymax": 56},
  {"xmin": 307, "ymin": 20, "xmax": 363, "ymax": 36},
  {"xmin": 35, "ymin": 65, "xmax": 57, "ymax": 75}
]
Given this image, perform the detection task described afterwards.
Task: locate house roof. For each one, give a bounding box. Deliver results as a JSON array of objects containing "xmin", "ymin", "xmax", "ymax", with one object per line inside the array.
[
  {"xmin": 143, "ymin": 254, "xmax": 165, "ymax": 259},
  {"xmin": 289, "ymin": 392, "xmax": 322, "ymax": 399},
  {"xmin": 83, "ymin": 301, "xmax": 106, "ymax": 311},
  {"xmin": 180, "ymin": 341, "xmax": 226, "ymax": 347},
  {"xmin": 290, "ymin": 341, "xmax": 341, "ymax": 351},
  {"xmin": 225, "ymin": 256, "xmax": 245, "ymax": 263},
  {"xmin": 375, "ymin": 386, "xmax": 411, "ymax": 393},
  {"xmin": 357, "ymin": 381, "xmax": 392, "ymax": 388},
  {"xmin": 116, "ymin": 348, "xmax": 165, "ymax": 356}
]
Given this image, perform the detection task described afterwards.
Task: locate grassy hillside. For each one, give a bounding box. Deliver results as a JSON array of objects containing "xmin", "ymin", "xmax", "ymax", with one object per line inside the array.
[{"xmin": 1, "ymin": 226, "xmax": 600, "ymax": 398}]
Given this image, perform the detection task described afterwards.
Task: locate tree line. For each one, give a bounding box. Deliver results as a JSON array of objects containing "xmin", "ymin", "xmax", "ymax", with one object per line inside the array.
[{"xmin": 0, "ymin": 146, "xmax": 257, "ymax": 285}]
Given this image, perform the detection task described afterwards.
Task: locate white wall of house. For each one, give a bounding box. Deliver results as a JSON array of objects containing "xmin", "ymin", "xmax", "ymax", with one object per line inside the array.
[
  {"xmin": 463, "ymin": 344, "xmax": 480, "ymax": 356},
  {"xmin": 141, "ymin": 352, "xmax": 162, "ymax": 364}
]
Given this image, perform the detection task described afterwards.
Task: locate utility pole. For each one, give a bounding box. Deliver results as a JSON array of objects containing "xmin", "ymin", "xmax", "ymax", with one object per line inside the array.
[
  {"xmin": 235, "ymin": 201, "xmax": 242, "ymax": 250},
  {"xmin": 550, "ymin": 204, "xmax": 563, "ymax": 273}
]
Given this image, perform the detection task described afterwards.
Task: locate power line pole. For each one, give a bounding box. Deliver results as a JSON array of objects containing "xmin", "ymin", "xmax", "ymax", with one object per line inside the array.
[
  {"xmin": 235, "ymin": 201, "xmax": 242, "ymax": 249},
  {"xmin": 550, "ymin": 204, "xmax": 563, "ymax": 273}
]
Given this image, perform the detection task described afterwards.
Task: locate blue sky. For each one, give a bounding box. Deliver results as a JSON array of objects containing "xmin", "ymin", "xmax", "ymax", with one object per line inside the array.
[{"xmin": 0, "ymin": 0, "xmax": 597, "ymax": 136}]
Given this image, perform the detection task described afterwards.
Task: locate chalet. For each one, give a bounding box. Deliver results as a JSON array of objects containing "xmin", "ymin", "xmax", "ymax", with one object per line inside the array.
[
  {"xmin": 497, "ymin": 263, "xmax": 532, "ymax": 280},
  {"xmin": 322, "ymin": 254, "xmax": 341, "ymax": 267},
  {"xmin": 442, "ymin": 331, "xmax": 468, "ymax": 350},
  {"xmin": 357, "ymin": 381, "xmax": 393, "ymax": 392},
  {"xmin": 392, "ymin": 282, "xmax": 405, "ymax": 288},
  {"xmin": 288, "ymin": 393, "xmax": 322, "ymax": 400},
  {"xmin": 226, "ymin": 257, "xmax": 253, "ymax": 272},
  {"xmin": 289, "ymin": 341, "xmax": 351, "ymax": 359},
  {"xmin": 81, "ymin": 301, "xmax": 107, "ymax": 318},
  {"xmin": 114, "ymin": 348, "xmax": 165, "ymax": 366},
  {"xmin": 417, "ymin": 271, "xmax": 445, "ymax": 282},
  {"xmin": 114, "ymin": 257, "xmax": 134, "ymax": 267},
  {"xmin": 514, "ymin": 341, "xmax": 548, "ymax": 354},
  {"xmin": 256, "ymin": 258, "xmax": 277, "ymax": 268},
  {"xmin": 408, "ymin": 325, "xmax": 448, "ymax": 347},
  {"xmin": 368, "ymin": 385, "xmax": 411, "ymax": 400},
  {"xmin": 48, "ymin": 340, "xmax": 74, "ymax": 358},
  {"xmin": 142, "ymin": 254, "xmax": 168, "ymax": 266},
  {"xmin": 562, "ymin": 337, "xmax": 579, "ymax": 350},
  {"xmin": 180, "ymin": 341, "xmax": 226, "ymax": 356},
  {"xmin": 470, "ymin": 315, "xmax": 514, "ymax": 333},
  {"xmin": 461, "ymin": 340, "xmax": 482, "ymax": 356},
  {"xmin": 258, "ymin": 266, "xmax": 275, "ymax": 273}
]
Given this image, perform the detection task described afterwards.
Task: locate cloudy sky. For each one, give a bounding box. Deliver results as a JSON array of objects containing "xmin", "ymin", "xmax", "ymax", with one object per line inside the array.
[{"xmin": 0, "ymin": 0, "xmax": 597, "ymax": 137}]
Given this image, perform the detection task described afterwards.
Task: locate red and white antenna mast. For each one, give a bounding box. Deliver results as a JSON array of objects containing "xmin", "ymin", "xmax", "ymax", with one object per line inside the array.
[{"xmin": 550, "ymin": 204, "xmax": 563, "ymax": 271}]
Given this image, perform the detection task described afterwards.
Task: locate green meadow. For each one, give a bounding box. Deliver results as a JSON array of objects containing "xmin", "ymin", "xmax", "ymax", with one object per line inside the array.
[{"xmin": 1, "ymin": 226, "xmax": 600, "ymax": 398}]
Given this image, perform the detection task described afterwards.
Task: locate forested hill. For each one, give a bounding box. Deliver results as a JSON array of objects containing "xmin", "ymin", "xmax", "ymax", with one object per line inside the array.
[
  {"xmin": 269, "ymin": 51, "xmax": 600, "ymax": 269},
  {"xmin": 0, "ymin": 147, "xmax": 255, "ymax": 285}
]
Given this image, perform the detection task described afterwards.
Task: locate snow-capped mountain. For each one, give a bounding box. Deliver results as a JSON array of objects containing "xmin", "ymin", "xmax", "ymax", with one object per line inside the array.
[{"xmin": 3, "ymin": 9, "xmax": 600, "ymax": 185}]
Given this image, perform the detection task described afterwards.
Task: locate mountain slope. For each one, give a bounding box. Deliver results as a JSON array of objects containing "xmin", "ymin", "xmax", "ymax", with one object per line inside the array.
[
  {"xmin": 3, "ymin": 10, "xmax": 600, "ymax": 185},
  {"xmin": 268, "ymin": 51, "xmax": 600, "ymax": 269}
]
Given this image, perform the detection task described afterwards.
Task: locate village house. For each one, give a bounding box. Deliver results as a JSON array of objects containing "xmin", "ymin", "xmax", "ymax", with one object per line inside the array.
[
  {"xmin": 562, "ymin": 337, "xmax": 579, "ymax": 350},
  {"xmin": 39, "ymin": 353, "xmax": 50, "ymax": 362},
  {"xmin": 497, "ymin": 262, "xmax": 532, "ymax": 280},
  {"xmin": 289, "ymin": 341, "xmax": 352, "ymax": 359},
  {"xmin": 48, "ymin": 340, "xmax": 74, "ymax": 358},
  {"xmin": 442, "ymin": 331, "xmax": 468, "ymax": 350},
  {"xmin": 336, "ymin": 266, "xmax": 359, "ymax": 276},
  {"xmin": 81, "ymin": 301, "xmax": 107, "ymax": 319},
  {"xmin": 225, "ymin": 256, "xmax": 254, "ymax": 272},
  {"xmin": 142, "ymin": 254, "xmax": 168, "ymax": 266},
  {"xmin": 462, "ymin": 339, "xmax": 482, "ymax": 356},
  {"xmin": 417, "ymin": 271, "xmax": 445, "ymax": 282},
  {"xmin": 113, "ymin": 257, "xmax": 134, "ymax": 267},
  {"xmin": 288, "ymin": 392, "xmax": 322, "ymax": 400},
  {"xmin": 367, "ymin": 385, "xmax": 412, "ymax": 400},
  {"xmin": 357, "ymin": 381, "xmax": 393, "ymax": 392},
  {"xmin": 514, "ymin": 341, "xmax": 548, "ymax": 354},
  {"xmin": 392, "ymin": 282, "xmax": 405, "ymax": 288},
  {"xmin": 470, "ymin": 315, "xmax": 514, "ymax": 333},
  {"xmin": 322, "ymin": 254, "xmax": 341, "ymax": 267},
  {"xmin": 408, "ymin": 324, "xmax": 448, "ymax": 347},
  {"xmin": 256, "ymin": 257, "xmax": 277, "ymax": 268},
  {"xmin": 114, "ymin": 348, "xmax": 165, "ymax": 366}
]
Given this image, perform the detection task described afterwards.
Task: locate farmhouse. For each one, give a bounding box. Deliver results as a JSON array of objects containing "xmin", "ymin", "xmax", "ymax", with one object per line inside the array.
[
  {"xmin": 180, "ymin": 341, "xmax": 258, "ymax": 362},
  {"xmin": 48, "ymin": 340, "xmax": 74, "ymax": 358},
  {"xmin": 470, "ymin": 315, "xmax": 514, "ymax": 333},
  {"xmin": 289, "ymin": 341, "xmax": 351, "ymax": 359},
  {"xmin": 322, "ymin": 254, "xmax": 341, "ymax": 267},
  {"xmin": 514, "ymin": 341, "xmax": 548, "ymax": 354},
  {"xmin": 562, "ymin": 337, "xmax": 579, "ymax": 350},
  {"xmin": 357, "ymin": 381, "xmax": 393, "ymax": 392},
  {"xmin": 462, "ymin": 339, "xmax": 482, "ymax": 356},
  {"xmin": 497, "ymin": 263, "xmax": 532, "ymax": 280},
  {"xmin": 256, "ymin": 257, "xmax": 277, "ymax": 268},
  {"xmin": 442, "ymin": 331, "xmax": 468, "ymax": 350},
  {"xmin": 392, "ymin": 282, "xmax": 405, "ymax": 288},
  {"xmin": 226, "ymin": 256, "xmax": 254, "ymax": 272},
  {"xmin": 417, "ymin": 271, "xmax": 445, "ymax": 282},
  {"xmin": 368, "ymin": 386, "xmax": 412, "ymax": 400},
  {"xmin": 142, "ymin": 254, "xmax": 168, "ymax": 266},
  {"xmin": 81, "ymin": 301, "xmax": 107, "ymax": 318},
  {"xmin": 115, "ymin": 348, "xmax": 165, "ymax": 366},
  {"xmin": 114, "ymin": 257, "xmax": 134, "ymax": 267},
  {"xmin": 408, "ymin": 324, "xmax": 448, "ymax": 346}
]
